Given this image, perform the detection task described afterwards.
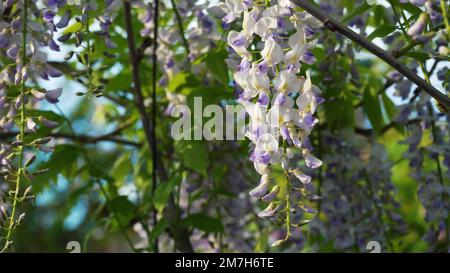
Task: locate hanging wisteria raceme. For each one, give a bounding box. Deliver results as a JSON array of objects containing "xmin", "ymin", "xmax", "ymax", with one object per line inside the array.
[
  {"xmin": 0, "ymin": 0, "xmax": 65, "ymax": 252},
  {"xmin": 307, "ymin": 130, "xmax": 406, "ymax": 252},
  {"xmin": 42, "ymin": 0, "xmax": 122, "ymax": 97},
  {"xmin": 217, "ymin": 0, "xmax": 324, "ymax": 244},
  {"xmin": 385, "ymin": 0, "xmax": 450, "ymax": 250},
  {"xmin": 136, "ymin": 0, "xmax": 222, "ymax": 114},
  {"xmin": 395, "ymin": 95, "xmax": 450, "ymax": 250}
]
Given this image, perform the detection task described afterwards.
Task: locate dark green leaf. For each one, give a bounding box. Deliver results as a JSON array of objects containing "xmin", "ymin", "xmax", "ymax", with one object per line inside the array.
[
  {"xmin": 167, "ymin": 72, "xmax": 199, "ymax": 93},
  {"xmin": 148, "ymin": 219, "xmax": 168, "ymax": 247},
  {"xmin": 343, "ymin": 3, "xmax": 372, "ymax": 23},
  {"xmin": 110, "ymin": 196, "xmax": 135, "ymax": 226},
  {"xmin": 205, "ymin": 49, "xmax": 229, "ymax": 87},
  {"xmin": 175, "ymin": 140, "xmax": 209, "ymax": 177},
  {"xmin": 363, "ymin": 86, "xmax": 384, "ymax": 134},
  {"xmin": 367, "ymin": 25, "xmax": 397, "ymax": 41},
  {"xmin": 404, "ymin": 52, "xmax": 430, "ymax": 63},
  {"xmin": 33, "ymin": 144, "xmax": 80, "ymax": 190},
  {"xmin": 181, "ymin": 213, "xmax": 224, "ymax": 233},
  {"xmin": 153, "ymin": 175, "xmax": 180, "ymax": 213}
]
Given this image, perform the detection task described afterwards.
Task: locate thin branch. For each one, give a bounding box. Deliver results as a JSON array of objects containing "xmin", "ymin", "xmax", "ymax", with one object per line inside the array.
[
  {"xmin": 169, "ymin": 0, "xmax": 191, "ymax": 60},
  {"xmin": 292, "ymin": 0, "xmax": 450, "ymax": 110},
  {"xmin": 137, "ymin": 37, "xmax": 152, "ymax": 64},
  {"xmin": 391, "ymin": 40, "xmax": 421, "ymax": 58},
  {"xmin": 354, "ymin": 118, "xmax": 421, "ymax": 136},
  {"xmin": 151, "ymin": 0, "xmax": 160, "ymax": 253},
  {"xmin": 0, "ymin": 131, "xmax": 141, "ymax": 147},
  {"xmin": 123, "ymin": 0, "xmax": 194, "ymax": 253}
]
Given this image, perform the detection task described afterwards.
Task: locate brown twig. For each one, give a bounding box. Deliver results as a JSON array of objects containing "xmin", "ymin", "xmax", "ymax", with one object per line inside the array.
[
  {"xmin": 123, "ymin": 0, "xmax": 194, "ymax": 253},
  {"xmin": 292, "ymin": 0, "xmax": 450, "ymax": 110}
]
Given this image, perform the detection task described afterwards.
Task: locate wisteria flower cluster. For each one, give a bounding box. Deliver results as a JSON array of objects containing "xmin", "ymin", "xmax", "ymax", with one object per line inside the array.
[
  {"xmin": 0, "ymin": 0, "xmax": 64, "ymax": 251},
  {"xmin": 217, "ymin": 0, "xmax": 324, "ymax": 242},
  {"xmin": 309, "ymin": 130, "xmax": 406, "ymax": 252}
]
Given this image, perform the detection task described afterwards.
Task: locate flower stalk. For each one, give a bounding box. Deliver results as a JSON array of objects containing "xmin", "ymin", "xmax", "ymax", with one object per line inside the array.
[{"xmin": 1, "ymin": 0, "xmax": 28, "ymax": 253}]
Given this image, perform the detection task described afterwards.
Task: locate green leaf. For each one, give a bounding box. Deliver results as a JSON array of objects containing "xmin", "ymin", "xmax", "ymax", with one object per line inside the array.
[
  {"xmin": 167, "ymin": 72, "xmax": 199, "ymax": 93},
  {"xmin": 62, "ymin": 22, "xmax": 83, "ymax": 35},
  {"xmin": 153, "ymin": 175, "xmax": 180, "ymax": 213},
  {"xmin": 148, "ymin": 219, "xmax": 168, "ymax": 247},
  {"xmin": 381, "ymin": 93, "xmax": 403, "ymax": 134},
  {"xmin": 205, "ymin": 49, "xmax": 229, "ymax": 86},
  {"xmin": 381, "ymin": 93, "xmax": 397, "ymax": 121},
  {"xmin": 343, "ymin": 3, "xmax": 372, "ymax": 23},
  {"xmin": 111, "ymin": 153, "xmax": 133, "ymax": 188},
  {"xmin": 404, "ymin": 52, "xmax": 430, "ymax": 63},
  {"xmin": 26, "ymin": 110, "xmax": 64, "ymax": 122},
  {"xmin": 181, "ymin": 213, "xmax": 224, "ymax": 233},
  {"xmin": 175, "ymin": 140, "xmax": 209, "ymax": 177},
  {"xmin": 324, "ymin": 93, "xmax": 355, "ymax": 129},
  {"xmin": 363, "ymin": 86, "xmax": 384, "ymax": 134},
  {"xmin": 33, "ymin": 144, "xmax": 80, "ymax": 190},
  {"xmin": 367, "ymin": 24, "xmax": 397, "ymax": 41},
  {"xmin": 255, "ymin": 229, "xmax": 269, "ymax": 253},
  {"xmin": 397, "ymin": 2, "xmax": 422, "ymax": 16},
  {"xmin": 110, "ymin": 196, "xmax": 135, "ymax": 226}
]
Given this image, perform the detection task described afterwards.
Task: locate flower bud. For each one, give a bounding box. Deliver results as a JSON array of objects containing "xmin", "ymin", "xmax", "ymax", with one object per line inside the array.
[
  {"xmin": 38, "ymin": 116, "xmax": 59, "ymax": 128},
  {"xmin": 262, "ymin": 185, "xmax": 280, "ymax": 202},
  {"xmin": 33, "ymin": 137, "xmax": 52, "ymax": 145},
  {"xmin": 25, "ymin": 154, "xmax": 36, "ymax": 167},
  {"xmin": 249, "ymin": 175, "xmax": 270, "ymax": 198},
  {"xmin": 407, "ymin": 13, "xmax": 428, "ymax": 37},
  {"xmin": 258, "ymin": 202, "xmax": 278, "ymax": 218}
]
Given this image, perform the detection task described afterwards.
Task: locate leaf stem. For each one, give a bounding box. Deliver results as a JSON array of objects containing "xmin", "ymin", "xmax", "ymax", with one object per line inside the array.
[{"xmin": 440, "ymin": 0, "xmax": 450, "ymax": 39}]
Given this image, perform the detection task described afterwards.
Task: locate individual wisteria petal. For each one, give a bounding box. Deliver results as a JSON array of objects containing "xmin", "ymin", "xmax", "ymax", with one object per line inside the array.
[
  {"xmin": 218, "ymin": 0, "xmax": 247, "ymax": 24},
  {"xmin": 227, "ymin": 31, "xmax": 250, "ymax": 58},
  {"xmin": 48, "ymin": 39, "xmax": 60, "ymax": 51},
  {"xmin": 26, "ymin": 118, "xmax": 37, "ymax": 132},
  {"xmin": 11, "ymin": 17, "xmax": 22, "ymax": 30},
  {"xmin": 273, "ymin": 70, "xmax": 302, "ymax": 94},
  {"xmin": 0, "ymin": 118, "xmax": 13, "ymax": 131},
  {"xmin": 304, "ymin": 152, "xmax": 322, "ymax": 169},
  {"xmin": 254, "ymin": 17, "xmax": 278, "ymax": 40},
  {"xmin": 55, "ymin": 10, "xmax": 71, "ymax": 28},
  {"xmin": 407, "ymin": 13, "xmax": 428, "ymax": 37},
  {"xmin": 0, "ymin": 97, "xmax": 6, "ymax": 110},
  {"xmin": 256, "ymin": 133, "xmax": 278, "ymax": 153},
  {"xmin": 261, "ymin": 39, "xmax": 283, "ymax": 65},
  {"xmin": 6, "ymin": 43, "xmax": 19, "ymax": 59},
  {"xmin": 39, "ymin": 116, "xmax": 59, "ymax": 128},
  {"xmin": 31, "ymin": 89, "xmax": 46, "ymax": 100},
  {"xmin": 14, "ymin": 95, "xmax": 23, "ymax": 109},
  {"xmin": 104, "ymin": 35, "xmax": 117, "ymax": 49},
  {"xmin": 301, "ymin": 50, "xmax": 316, "ymax": 65},
  {"xmin": 249, "ymin": 174, "xmax": 270, "ymax": 198},
  {"xmin": 45, "ymin": 88, "xmax": 63, "ymax": 104},
  {"xmin": 262, "ymin": 185, "xmax": 279, "ymax": 202},
  {"xmin": 43, "ymin": 10, "xmax": 56, "ymax": 22},
  {"xmin": 258, "ymin": 202, "xmax": 278, "ymax": 218},
  {"xmin": 0, "ymin": 30, "xmax": 10, "ymax": 48},
  {"xmin": 292, "ymin": 169, "xmax": 312, "ymax": 184},
  {"xmin": 45, "ymin": 66, "xmax": 63, "ymax": 78}
]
